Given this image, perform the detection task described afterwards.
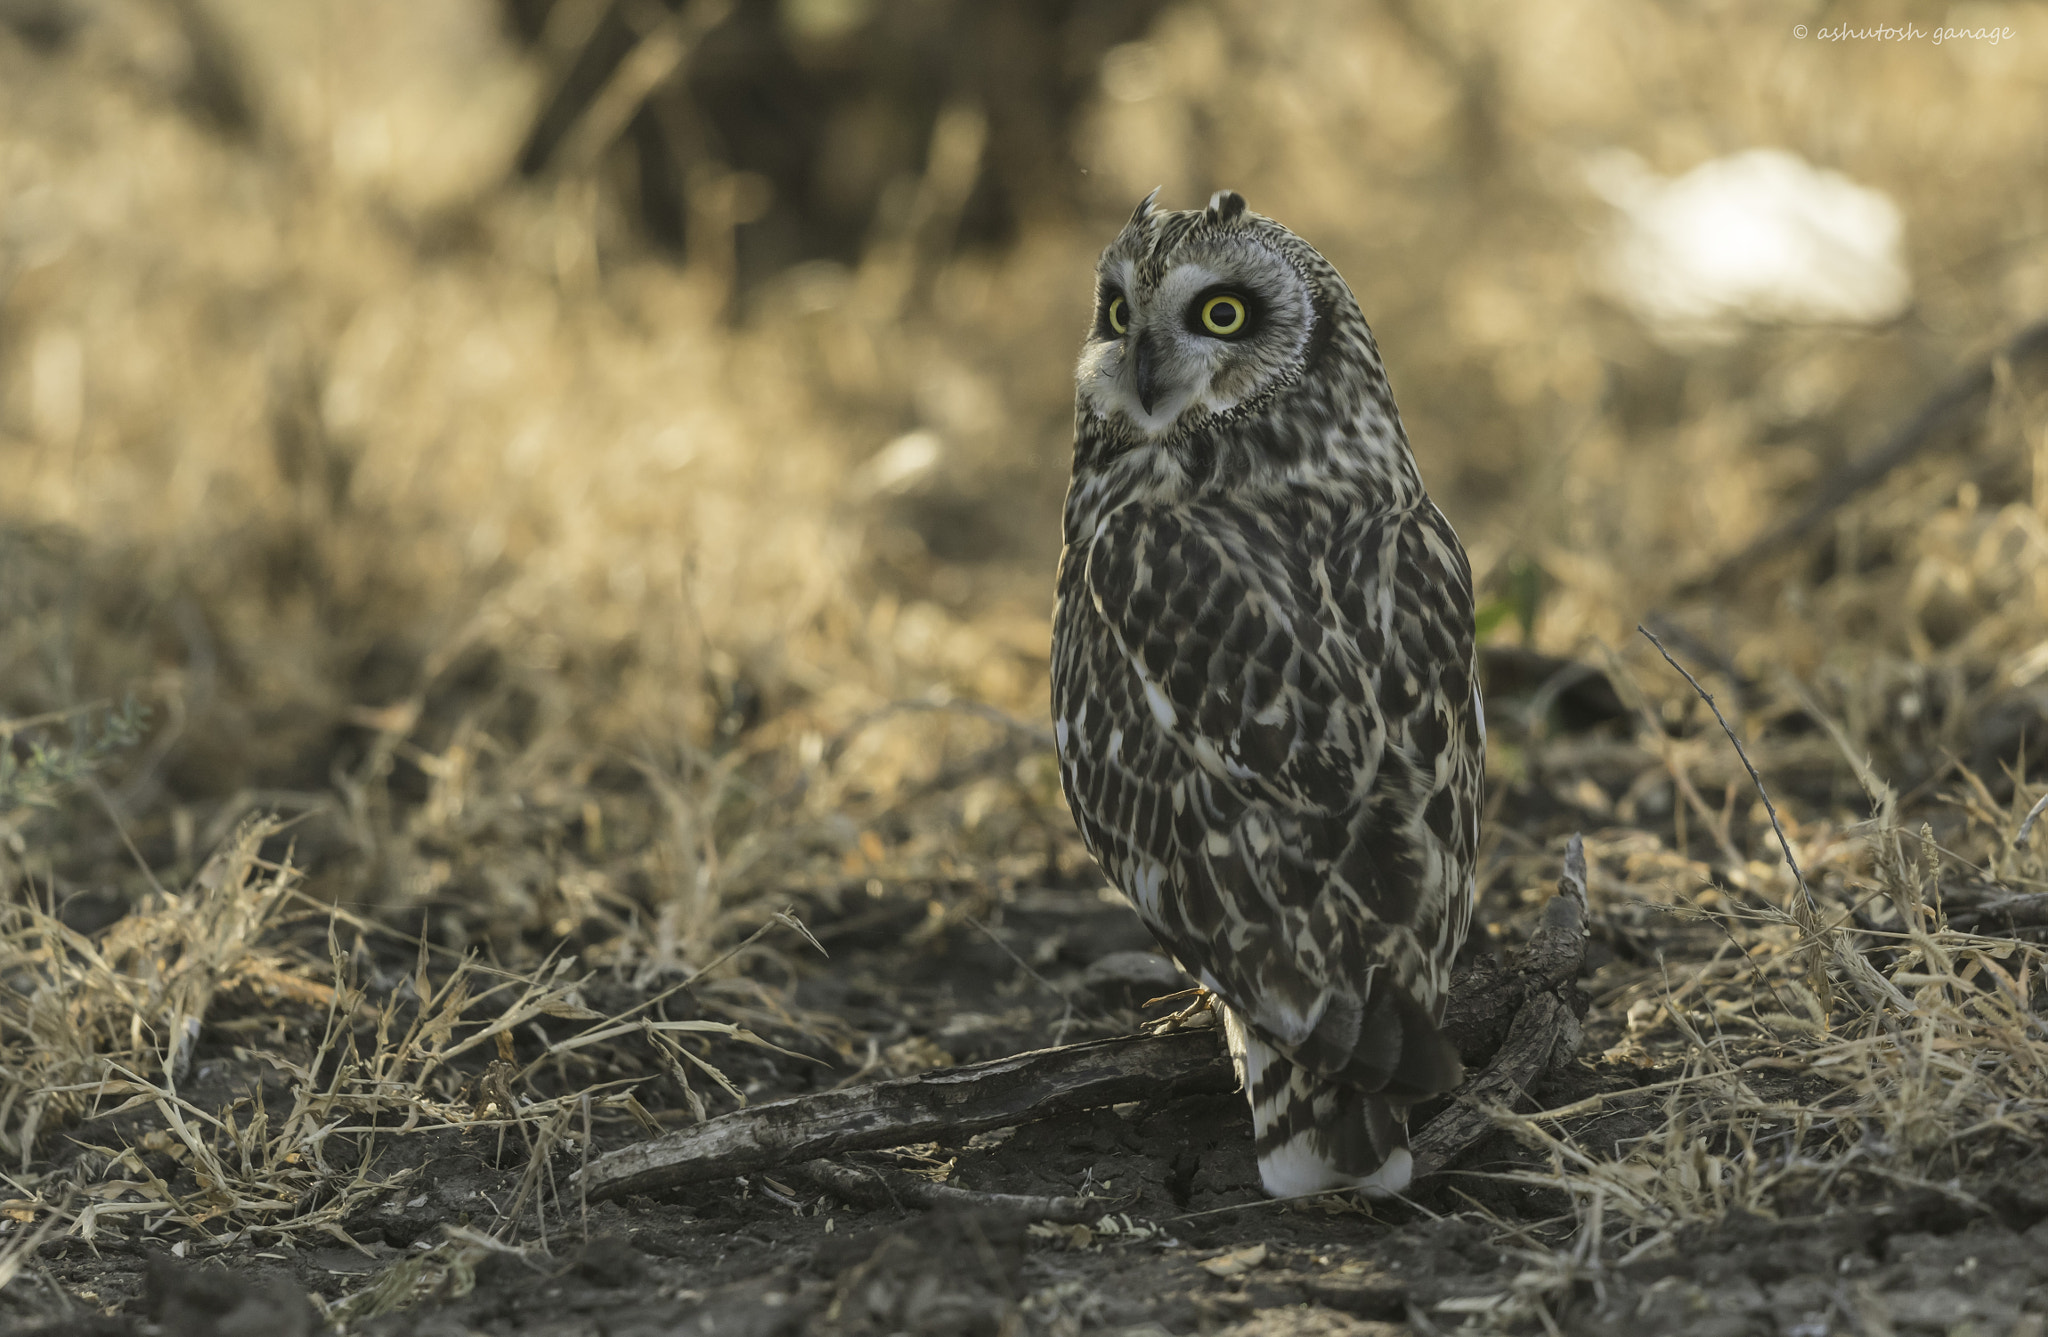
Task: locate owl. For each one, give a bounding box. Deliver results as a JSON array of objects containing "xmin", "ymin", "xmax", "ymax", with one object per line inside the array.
[{"xmin": 1051, "ymin": 189, "xmax": 1483, "ymax": 1198}]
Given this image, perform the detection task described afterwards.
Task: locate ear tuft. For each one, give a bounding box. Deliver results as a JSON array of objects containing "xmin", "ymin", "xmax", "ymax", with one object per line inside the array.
[
  {"xmin": 1205, "ymin": 190, "xmax": 1247, "ymax": 225},
  {"xmin": 1129, "ymin": 187, "xmax": 1163, "ymax": 226}
]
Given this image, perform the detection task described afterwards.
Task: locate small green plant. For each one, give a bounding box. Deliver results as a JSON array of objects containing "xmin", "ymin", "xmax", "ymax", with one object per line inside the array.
[
  {"xmin": 0, "ymin": 697, "xmax": 149, "ymax": 814},
  {"xmin": 1475, "ymin": 554, "xmax": 1549, "ymax": 644}
]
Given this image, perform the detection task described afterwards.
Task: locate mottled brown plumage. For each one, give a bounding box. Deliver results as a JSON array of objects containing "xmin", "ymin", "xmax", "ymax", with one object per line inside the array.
[{"xmin": 1051, "ymin": 190, "xmax": 1483, "ymax": 1197}]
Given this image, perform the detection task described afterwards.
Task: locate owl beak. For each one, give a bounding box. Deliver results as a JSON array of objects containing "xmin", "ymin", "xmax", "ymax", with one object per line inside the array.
[{"xmin": 1132, "ymin": 331, "xmax": 1164, "ymax": 414}]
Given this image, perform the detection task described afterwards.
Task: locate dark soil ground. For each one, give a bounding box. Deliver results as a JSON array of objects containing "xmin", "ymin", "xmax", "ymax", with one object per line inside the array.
[
  {"xmin": 7, "ymin": 3, "xmax": 2048, "ymax": 1333},
  {"xmin": 10, "ymin": 865, "xmax": 2048, "ymax": 1337}
]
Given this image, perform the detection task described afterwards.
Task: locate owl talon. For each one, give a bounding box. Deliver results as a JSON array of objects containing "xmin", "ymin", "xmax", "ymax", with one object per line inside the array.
[{"xmin": 1142, "ymin": 986, "xmax": 1217, "ymax": 1034}]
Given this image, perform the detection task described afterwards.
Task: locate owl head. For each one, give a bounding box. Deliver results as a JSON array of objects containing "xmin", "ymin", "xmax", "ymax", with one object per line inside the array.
[{"xmin": 1072, "ymin": 189, "xmax": 1414, "ymax": 502}]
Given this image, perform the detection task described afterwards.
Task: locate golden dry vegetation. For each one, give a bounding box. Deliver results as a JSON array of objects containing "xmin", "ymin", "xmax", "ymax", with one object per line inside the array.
[{"xmin": 4, "ymin": 0, "xmax": 2048, "ymax": 1330}]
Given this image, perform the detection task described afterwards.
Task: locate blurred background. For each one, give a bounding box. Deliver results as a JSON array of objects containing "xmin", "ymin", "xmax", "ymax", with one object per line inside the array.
[{"xmin": 2, "ymin": 0, "xmax": 2046, "ymax": 970}]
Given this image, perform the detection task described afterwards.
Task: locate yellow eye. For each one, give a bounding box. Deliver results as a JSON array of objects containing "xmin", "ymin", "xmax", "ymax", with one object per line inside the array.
[
  {"xmin": 1201, "ymin": 294, "xmax": 1247, "ymax": 336},
  {"xmin": 1107, "ymin": 296, "xmax": 1128, "ymax": 334}
]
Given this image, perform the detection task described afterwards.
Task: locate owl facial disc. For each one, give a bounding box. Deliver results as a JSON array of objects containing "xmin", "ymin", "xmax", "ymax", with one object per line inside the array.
[{"xmin": 1076, "ymin": 192, "xmax": 1322, "ymax": 445}]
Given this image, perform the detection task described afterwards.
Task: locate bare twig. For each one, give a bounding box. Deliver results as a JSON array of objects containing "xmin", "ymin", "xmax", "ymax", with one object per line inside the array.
[
  {"xmin": 574, "ymin": 1030, "xmax": 1235, "ymax": 1200},
  {"xmin": 85, "ymin": 778, "xmax": 172, "ymax": 902},
  {"xmin": 1440, "ymin": 836, "xmax": 1588, "ymax": 1062},
  {"xmin": 1940, "ymin": 886, "xmax": 2048, "ymax": 936},
  {"xmin": 576, "ymin": 840, "xmax": 1591, "ymax": 1201},
  {"xmin": 1413, "ymin": 994, "xmax": 1579, "ymax": 1178},
  {"xmin": 532, "ymin": 0, "xmax": 733, "ymax": 177},
  {"xmin": 1678, "ymin": 318, "xmax": 2048, "ymax": 594},
  {"xmin": 964, "ymin": 917, "xmax": 1094, "ymax": 1043},
  {"xmin": 1415, "ymin": 836, "xmax": 1588, "ymax": 1176},
  {"xmin": 788, "ymin": 1158, "xmax": 1118, "ymax": 1225},
  {"xmin": 2014, "ymin": 790, "xmax": 2048, "ymax": 849},
  {"xmin": 0, "ymin": 700, "xmax": 115, "ymax": 733},
  {"xmin": 1639, "ymin": 625, "xmax": 1817, "ymax": 912}
]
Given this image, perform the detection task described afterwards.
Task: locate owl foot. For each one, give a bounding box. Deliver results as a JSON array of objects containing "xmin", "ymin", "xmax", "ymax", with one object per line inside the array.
[{"xmin": 1141, "ymin": 986, "xmax": 1218, "ymax": 1034}]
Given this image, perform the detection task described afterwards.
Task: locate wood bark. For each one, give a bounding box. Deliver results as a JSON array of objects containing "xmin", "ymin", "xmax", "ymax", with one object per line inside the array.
[
  {"xmin": 579, "ymin": 1030, "xmax": 1234, "ymax": 1201},
  {"xmin": 577, "ymin": 838, "xmax": 1590, "ymax": 1204}
]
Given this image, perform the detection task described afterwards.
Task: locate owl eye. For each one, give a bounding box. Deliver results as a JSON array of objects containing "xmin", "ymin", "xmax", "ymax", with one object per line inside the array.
[
  {"xmin": 1199, "ymin": 293, "xmax": 1249, "ymax": 337},
  {"xmin": 1105, "ymin": 295, "xmax": 1128, "ymax": 335}
]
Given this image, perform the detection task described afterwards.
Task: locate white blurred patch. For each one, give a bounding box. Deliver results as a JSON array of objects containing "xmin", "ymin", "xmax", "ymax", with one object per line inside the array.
[
  {"xmin": 1588, "ymin": 148, "xmax": 1911, "ymax": 344},
  {"xmin": 1101, "ymin": 43, "xmax": 1165, "ymax": 103},
  {"xmin": 781, "ymin": 0, "xmax": 873, "ymax": 43},
  {"xmin": 1256, "ymin": 1137, "xmax": 1413, "ymax": 1199},
  {"xmin": 206, "ymin": 0, "xmax": 540, "ymax": 215},
  {"xmin": 847, "ymin": 430, "xmax": 943, "ymax": 498},
  {"xmin": 30, "ymin": 329, "xmax": 83, "ymax": 447}
]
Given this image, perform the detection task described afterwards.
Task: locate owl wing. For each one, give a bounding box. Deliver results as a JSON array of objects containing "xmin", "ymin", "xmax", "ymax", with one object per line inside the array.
[{"xmin": 1062, "ymin": 494, "xmax": 1480, "ymax": 1101}]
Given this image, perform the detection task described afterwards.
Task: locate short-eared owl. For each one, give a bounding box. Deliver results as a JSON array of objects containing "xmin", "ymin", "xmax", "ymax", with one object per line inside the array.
[{"xmin": 1051, "ymin": 190, "xmax": 1483, "ymax": 1198}]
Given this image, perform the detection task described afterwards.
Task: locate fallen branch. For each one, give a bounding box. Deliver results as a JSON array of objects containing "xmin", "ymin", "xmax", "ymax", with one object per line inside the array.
[
  {"xmin": 577, "ymin": 839, "xmax": 1590, "ymax": 1203},
  {"xmin": 578, "ymin": 1029, "xmax": 1235, "ymax": 1201},
  {"xmin": 1416, "ymin": 836, "xmax": 1588, "ymax": 1176},
  {"xmin": 1677, "ymin": 318, "xmax": 2048, "ymax": 596},
  {"xmin": 1940, "ymin": 885, "xmax": 2048, "ymax": 937},
  {"xmin": 1439, "ymin": 835, "xmax": 1589, "ymax": 1065},
  {"xmin": 784, "ymin": 1158, "xmax": 1117, "ymax": 1225}
]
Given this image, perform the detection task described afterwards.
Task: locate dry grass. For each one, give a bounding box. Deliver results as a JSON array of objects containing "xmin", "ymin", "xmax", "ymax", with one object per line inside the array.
[
  {"xmin": 0, "ymin": 814, "xmax": 811, "ymax": 1262},
  {"xmin": 2, "ymin": 0, "xmax": 2048, "ymax": 1321},
  {"xmin": 1448, "ymin": 745, "xmax": 2048, "ymax": 1326},
  {"xmin": 0, "ymin": 818, "xmax": 301, "ymax": 1173}
]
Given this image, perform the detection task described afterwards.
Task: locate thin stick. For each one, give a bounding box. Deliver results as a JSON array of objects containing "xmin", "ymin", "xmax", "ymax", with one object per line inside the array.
[
  {"xmin": 1639, "ymin": 626, "xmax": 1817, "ymax": 912},
  {"xmin": 2014, "ymin": 790, "xmax": 2048, "ymax": 848},
  {"xmin": 1160, "ymin": 1184, "xmax": 1359, "ymax": 1222},
  {"xmin": 1677, "ymin": 318, "xmax": 2048, "ymax": 594},
  {"xmin": 573, "ymin": 1030, "xmax": 1237, "ymax": 1200},
  {"xmin": 576, "ymin": 845, "xmax": 1591, "ymax": 1202},
  {"xmin": 965, "ymin": 917, "xmax": 1090, "ymax": 1044},
  {"xmin": 789, "ymin": 1158, "xmax": 1116, "ymax": 1225},
  {"xmin": 0, "ymin": 700, "xmax": 115, "ymax": 733},
  {"xmin": 86, "ymin": 779, "xmax": 171, "ymax": 901}
]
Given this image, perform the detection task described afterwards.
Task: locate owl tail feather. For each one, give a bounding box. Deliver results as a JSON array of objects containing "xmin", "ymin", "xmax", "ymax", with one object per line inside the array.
[{"xmin": 1224, "ymin": 1009, "xmax": 1416, "ymax": 1198}]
